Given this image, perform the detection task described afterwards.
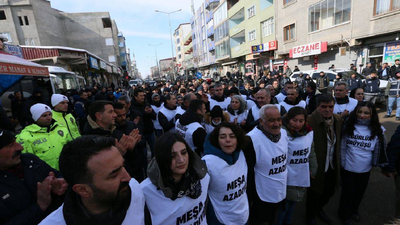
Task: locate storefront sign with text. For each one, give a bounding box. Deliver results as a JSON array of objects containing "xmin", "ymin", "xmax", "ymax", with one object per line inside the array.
[{"xmin": 290, "ymin": 42, "xmax": 328, "ymax": 58}]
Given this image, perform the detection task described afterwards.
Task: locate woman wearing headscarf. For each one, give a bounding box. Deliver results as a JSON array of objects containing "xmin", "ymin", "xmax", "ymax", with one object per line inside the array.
[{"xmin": 140, "ymin": 133, "xmax": 209, "ymax": 225}]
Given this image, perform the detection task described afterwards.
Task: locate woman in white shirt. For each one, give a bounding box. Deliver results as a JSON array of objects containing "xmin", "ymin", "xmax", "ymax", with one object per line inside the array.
[
  {"xmin": 140, "ymin": 133, "xmax": 210, "ymax": 225},
  {"xmin": 202, "ymin": 122, "xmax": 249, "ymax": 225},
  {"xmin": 338, "ymin": 102, "xmax": 387, "ymax": 224},
  {"xmin": 277, "ymin": 107, "xmax": 317, "ymax": 225},
  {"xmin": 227, "ymin": 95, "xmax": 248, "ymax": 128}
]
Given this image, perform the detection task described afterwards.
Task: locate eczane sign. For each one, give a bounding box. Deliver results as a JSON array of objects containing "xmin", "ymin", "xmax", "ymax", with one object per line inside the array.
[{"xmin": 289, "ymin": 41, "xmax": 328, "ymax": 58}]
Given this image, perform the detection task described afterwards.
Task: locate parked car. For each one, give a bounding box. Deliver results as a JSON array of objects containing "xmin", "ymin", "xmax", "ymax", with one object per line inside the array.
[{"xmin": 290, "ymin": 69, "xmax": 388, "ymax": 103}]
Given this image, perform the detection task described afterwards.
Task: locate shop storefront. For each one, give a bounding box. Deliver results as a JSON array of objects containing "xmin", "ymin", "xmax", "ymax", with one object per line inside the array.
[{"xmin": 250, "ymin": 40, "xmax": 278, "ymax": 76}]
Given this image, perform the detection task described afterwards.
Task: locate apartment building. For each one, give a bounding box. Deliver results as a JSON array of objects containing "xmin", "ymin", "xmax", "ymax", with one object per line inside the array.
[
  {"xmin": 174, "ymin": 23, "xmax": 191, "ymax": 75},
  {"xmin": 227, "ymin": 0, "xmax": 276, "ymax": 76},
  {"xmin": 276, "ymin": 0, "xmax": 400, "ymax": 72},
  {"xmin": 0, "ymin": 0, "xmax": 129, "ymax": 69}
]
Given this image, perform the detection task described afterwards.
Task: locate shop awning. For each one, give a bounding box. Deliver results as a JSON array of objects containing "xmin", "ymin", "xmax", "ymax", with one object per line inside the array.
[{"xmin": 0, "ymin": 52, "xmax": 49, "ymax": 95}]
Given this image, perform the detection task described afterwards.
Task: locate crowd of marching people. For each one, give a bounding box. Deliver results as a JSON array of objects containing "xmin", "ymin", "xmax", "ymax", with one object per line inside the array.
[{"xmin": 1, "ymin": 67, "xmax": 400, "ymax": 225}]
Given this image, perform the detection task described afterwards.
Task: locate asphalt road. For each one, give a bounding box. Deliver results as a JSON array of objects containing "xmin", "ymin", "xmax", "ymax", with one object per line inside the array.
[{"xmin": 292, "ymin": 104, "xmax": 399, "ymax": 225}]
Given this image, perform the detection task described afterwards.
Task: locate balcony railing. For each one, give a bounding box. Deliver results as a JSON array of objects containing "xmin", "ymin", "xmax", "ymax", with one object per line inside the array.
[
  {"xmin": 208, "ymin": 41, "xmax": 215, "ymax": 52},
  {"xmin": 206, "ymin": 12, "xmax": 214, "ymax": 24},
  {"xmin": 205, "ymin": 0, "xmax": 219, "ymax": 10},
  {"xmin": 207, "ymin": 26, "xmax": 214, "ymax": 38}
]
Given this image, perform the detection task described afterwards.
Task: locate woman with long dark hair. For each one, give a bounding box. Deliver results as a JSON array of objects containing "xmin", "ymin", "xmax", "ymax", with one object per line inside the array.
[
  {"xmin": 140, "ymin": 133, "xmax": 209, "ymax": 225},
  {"xmin": 338, "ymin": 102, "xmax": 387, "ymax": 224},
  {"xmin": 202, "ymin": 122, "xmax": 249, "ymax": 225},
  {"xmin": 277, "ymin": 107, "xmax": 317, "ymax": 225}
]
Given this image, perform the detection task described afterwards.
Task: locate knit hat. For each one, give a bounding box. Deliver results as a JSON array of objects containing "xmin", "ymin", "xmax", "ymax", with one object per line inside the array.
[
  {"xmin": 151, "ymin": 93, "xmax": 160, "ymax": 101},
  {"xmin": 210, "ymin": 106, "xmax": 223, "ymax": 119},
  {"xmin": 51, "ymin": 94, "xmax": 69, "ymax": 107},
  {"xmin": 0, "ymin": 129, "xmax": 15, "ymax": 150},
  {"xmin": 30, "ymin": 103, "xmax": 52, "ymax": 122}
]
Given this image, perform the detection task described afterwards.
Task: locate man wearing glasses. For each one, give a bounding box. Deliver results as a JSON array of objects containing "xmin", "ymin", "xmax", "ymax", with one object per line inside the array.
[{"xmin": 306, "ymin": 95, "xmax": 342, "ymax": 225}]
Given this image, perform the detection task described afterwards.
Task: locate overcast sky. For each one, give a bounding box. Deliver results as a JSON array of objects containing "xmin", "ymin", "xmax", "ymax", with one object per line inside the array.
[{"xmin": 50, "ymin": 0, "xmax": 203, "ymax": 78}]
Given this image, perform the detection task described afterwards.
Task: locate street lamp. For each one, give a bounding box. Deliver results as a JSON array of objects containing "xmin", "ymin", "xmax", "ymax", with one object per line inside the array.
[
  {"xmin": 148, "ymin": 43, "xmax": 162, "ymax": 78},
  {"xmin": 155, "ymin": 9, "xmax": 182, "ymax": 82}
]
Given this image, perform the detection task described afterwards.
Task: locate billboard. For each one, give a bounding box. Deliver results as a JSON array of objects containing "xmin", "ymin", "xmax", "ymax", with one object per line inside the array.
[{"xmin": 384, "ymin": 41, "xmax": 400, "ymax": 65}]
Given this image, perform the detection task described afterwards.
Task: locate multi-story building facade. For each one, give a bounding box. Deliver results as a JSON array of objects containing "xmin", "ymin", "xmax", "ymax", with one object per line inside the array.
[
  {"xmin": 276, "ymin": 0, "xmax": 400, "ymax": 72},
  {"xmin": 0, "ymin": 0, "xmax": 129, "ymax": 71},
  {"xmin": 159, "ymin": 58, "xmax": 175, "ymax": 79},
  {"xmin": 174, "ymin": 23, "xmax": 191, "ymax": 75},
  {"xmin": 227, "ymin": 0, "xmax": 276, "ymax": 77}
]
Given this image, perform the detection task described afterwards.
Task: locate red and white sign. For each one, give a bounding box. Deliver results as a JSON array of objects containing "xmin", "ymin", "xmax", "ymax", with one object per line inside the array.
[
  {"xmin": 289, "ymin": 41, "xmax": 328, "ymax": 58},
  {"xmin": 266, "ymin": 40, "xmax": 277, "ymax": 51},
  {"xmin": 313, "ymin": 55, "xmax": 318, "ymax": 70},
  {"xmin": 0, "ymin": 52, "xmax": 49, "ymax": 76}
]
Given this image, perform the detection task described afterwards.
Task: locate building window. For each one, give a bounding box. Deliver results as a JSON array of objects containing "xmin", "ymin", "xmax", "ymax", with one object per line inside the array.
[
  {"xmin": 262, "ymin": 17, "xmax": 274, "ymax": 37},
  {"xmin": 102, "ymin": 18, "xmax": 112, "ymax": 28},
  {"xmin": 248, "ymin": 30, "xmax": 256, "ymax": 41},
  {"xmin": 18, "ymin": 16, "xmax": 23, "ymax": 26},
  {"xmin": 178, "ymin": 54, "xmax": 181, "ymax": 59},
  {"xmin": 375, "ymin": 0, "xmax": 400, "ymax": 15},
  {"xmin": 0, "ymin": 11, "xmax": 6, "ymax": 20},
  {"xmin": 105, "ymin": 38, "xmax": 114, "ymax": 46},
  {"xmin": 177, "ymin": 38, "xmax": 180, "ymax": 44},
  {"xmin": 177, "ymin": 46, "xmax": 181, "ymax": 52},
  {"xmin": 248, "ymin": 5, "xmax": 256, "ymax": 18},
  {"xmin": 24, "ymin": 16, "xmax": 29, "ymax": 25},
  {"xmin": 284, "ymin": 24, "xmax": 295, "ymax": 41},
  {"xmin": 284, "ymin": 0, "xmax": 295, "ymax": 4},
  {"xmin": 109, "ymin": 55, "xmax": 116, "ymax": 62},
  {"xmin": 309, "ymin": 0, "xmax": 351, "ymax": 32},
  {"xmin": 260, "ymin": 0, "xmax": 274, "ymax": 10}
]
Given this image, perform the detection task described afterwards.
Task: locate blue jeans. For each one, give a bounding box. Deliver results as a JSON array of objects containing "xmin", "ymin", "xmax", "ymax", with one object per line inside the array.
[
  {"xmin": 387, "ymin": 96, "xmax": 400, "ymax": 117},
  {"xmin": 276, "ymin": 200, "xmax": 296, "ymax": 225}
]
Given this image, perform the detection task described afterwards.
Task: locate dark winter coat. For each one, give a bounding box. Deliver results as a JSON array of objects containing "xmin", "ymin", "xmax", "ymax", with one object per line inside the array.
[
  {"xmin": 307, "ymin": 111, "xmax": 342, "ymax": 194},
  {"xmin": 0, "ymin": 154, "xmax": 63, "ymax": 225}
]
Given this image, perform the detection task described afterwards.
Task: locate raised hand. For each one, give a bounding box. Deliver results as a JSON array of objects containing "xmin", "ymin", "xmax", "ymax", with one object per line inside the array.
[
  {"xmin": 37, "ymin": 176, "xmax": 53, "ymax": 211},
  {"xmin": 48, "ymin": 171, "xmax": 68, "ymax": 196}
]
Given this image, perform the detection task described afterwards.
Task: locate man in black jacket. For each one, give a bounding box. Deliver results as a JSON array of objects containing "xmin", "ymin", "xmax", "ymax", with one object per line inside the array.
[
  {"xmin": 113, "ymin": 102, "xmax": 145, "ymax": 182},
  {"xmin": 391, "ymin": 59, "xmax": 400, "ymax": 78},
  {"xmin": 83, "ymin": 100, "xmax": 140, "ymax": 156},
  {"xmin": 378, "ymin": 62, "xmax": 390, "ymax": 80},
  {"xmin": 0, "ymin": 128, "xmax": 67, "ymax": 225},
  {"xmin": 129, "ymin": 89, "xmax": 156, "ymax": 156},
  {"xmin": 175, "ymin": 99, "xmax": 207, "ymax": 156}
]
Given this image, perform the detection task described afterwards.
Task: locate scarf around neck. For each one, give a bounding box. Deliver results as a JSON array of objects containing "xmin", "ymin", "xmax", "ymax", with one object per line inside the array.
[
  {"xmin": 257, "ymin": 124, "xmax": 281, "ymax": 143},
  {"xmin": 163, "ymin": 167, "xmax": 202, "ymax": 200}
]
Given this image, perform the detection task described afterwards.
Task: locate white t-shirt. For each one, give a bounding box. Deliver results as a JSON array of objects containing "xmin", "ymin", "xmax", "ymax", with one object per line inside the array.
[
  {"xmin": 287, "ymin": 131, "xmax": 313, "ymax": 187},
  {"xmin": 39, "ymin": 179, "xmax": 145, "ymax": 225},
  {"xmin": 210, "ymin": 97, "xmax": 231, "ymax": 111},
  {"xmin": 151, "ymin": 103, "xmax": 164, "ymax": 130},
  {"xmin": 247, "ymin": 128, "xmax": 288, "ymax": 203},
  {"xmin": 202, "ymin": 151, "xmax": 249, "ymax": 225},
  {"xmin": 280, "ymin": 100, "xmax": 306, "ymax": 112},
  {"xmin": 276, "ymin": 93, "xmax": 286, "ymax": 103},
  {"xmin": 344, "ymin": 124, "xmax": 385, "ymax": 173},
  {"xmin": 175, "ymin": 119, "xmax": 204, "ymax": 151},
  {"xmin": 140, "ymin": 174, "xmax": 210, "ymax": 225},
  {"xmin": 333, "ymin": 97, "xmax": 358, "ymax": 115},
  {"xmin": 229, "ymin": 110, "xmax": 248, "ymax": 125}
]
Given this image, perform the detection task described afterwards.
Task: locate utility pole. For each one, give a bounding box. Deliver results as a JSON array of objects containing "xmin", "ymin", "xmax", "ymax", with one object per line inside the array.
[
  {"xmin": 155, "ymin": 9, "xmax": 182, "ymax": 82},
  {"xmin": 148, "ymin": 43, "xmax": 162, "ymax": 79}
]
